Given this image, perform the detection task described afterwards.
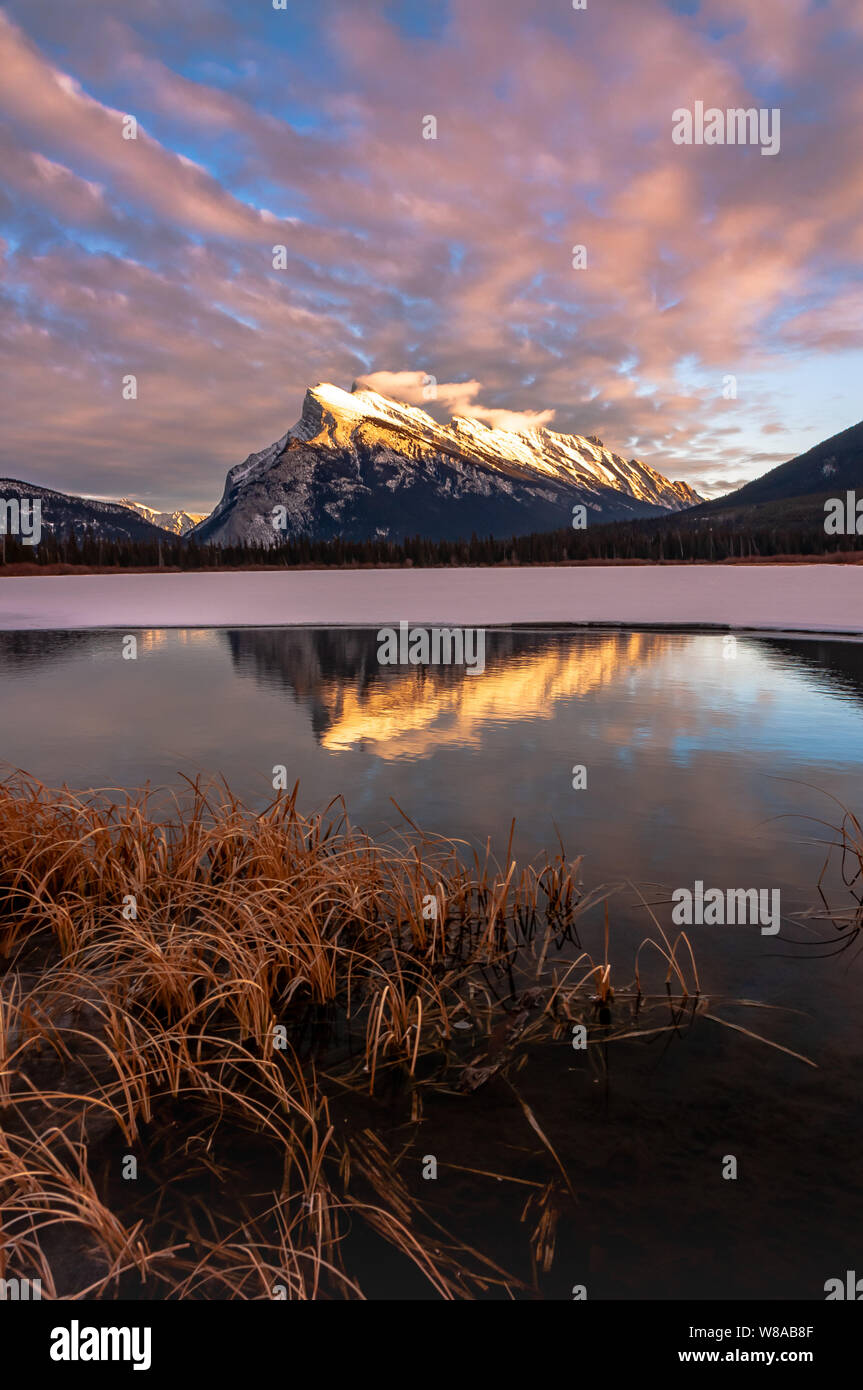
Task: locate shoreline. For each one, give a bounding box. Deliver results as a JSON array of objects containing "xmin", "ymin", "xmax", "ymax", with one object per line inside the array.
[{"xmin": 1, "ymin": 563, "xmax": 862, "ymax": 634}]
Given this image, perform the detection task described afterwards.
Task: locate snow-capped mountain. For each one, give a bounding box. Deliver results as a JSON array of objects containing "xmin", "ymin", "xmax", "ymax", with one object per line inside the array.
[
  {"xmin": 116, "ymin": 500, "xmax": 207, "ymax": 536},
  {"xmin": 191, "ymin": 382, "xmax": 701, "ymax": 547},
  {"xmin": 0, "ymin": 478, "xmax": 172, "ymax": 544}
]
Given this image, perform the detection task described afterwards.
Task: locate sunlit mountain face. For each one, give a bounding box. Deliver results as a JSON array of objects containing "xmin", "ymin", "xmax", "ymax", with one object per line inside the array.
[
  {"xmin": 192, "ymin": 383, "xmax": 701, "ymax": 546},
  {"xmin": 116, "ymin": 500, "xmax": 207, "ymax": 536}
]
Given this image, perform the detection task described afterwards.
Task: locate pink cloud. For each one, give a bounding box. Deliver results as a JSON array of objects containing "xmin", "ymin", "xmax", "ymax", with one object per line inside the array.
[{"xmin": 0, "ymin": 0, "xmax": 861, "ymax": 506}]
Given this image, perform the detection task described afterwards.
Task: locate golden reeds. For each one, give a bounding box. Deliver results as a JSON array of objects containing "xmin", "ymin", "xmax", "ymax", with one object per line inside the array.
[{"xmin": 0, "ymin": 772, "xmax": 814, "ymax": 1299}]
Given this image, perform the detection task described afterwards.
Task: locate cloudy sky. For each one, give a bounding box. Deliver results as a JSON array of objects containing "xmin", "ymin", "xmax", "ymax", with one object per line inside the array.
[{"xmin": 1, "ymin": 0, "xmax": 862, "ymax": 512}]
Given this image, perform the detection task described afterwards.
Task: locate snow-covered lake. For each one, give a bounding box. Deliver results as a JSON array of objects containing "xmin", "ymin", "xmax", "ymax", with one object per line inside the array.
[{"xmin": 0, "ymin": 563, "xmax": 861, "ymax": 632}]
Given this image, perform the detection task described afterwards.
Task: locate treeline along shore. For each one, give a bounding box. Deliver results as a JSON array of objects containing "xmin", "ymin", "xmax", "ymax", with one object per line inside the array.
[{"xmin": 1, "ymin": 515, "xmax": 862, "ymax": 575}]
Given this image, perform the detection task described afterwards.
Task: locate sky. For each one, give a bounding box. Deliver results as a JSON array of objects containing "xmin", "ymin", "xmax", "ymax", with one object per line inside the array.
[{"xmin": 1, "ymin": 0, "xmax": 862, "ymax": 512}]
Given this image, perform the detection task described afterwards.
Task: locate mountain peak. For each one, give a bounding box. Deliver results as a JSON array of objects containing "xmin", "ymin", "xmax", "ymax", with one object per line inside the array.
[
  {"xmin": 191, "ymin": 381, "xmax": 702, "ymax": 547},
  {"xmin": 117, "ymin": 499, "xmax": 207, "ymax": 536}
]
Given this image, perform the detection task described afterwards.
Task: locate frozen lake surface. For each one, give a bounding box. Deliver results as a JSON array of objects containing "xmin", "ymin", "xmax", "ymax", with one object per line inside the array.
[{"xmin": 0, "ymin": 563, "xmax": 862, "ymax": 632}]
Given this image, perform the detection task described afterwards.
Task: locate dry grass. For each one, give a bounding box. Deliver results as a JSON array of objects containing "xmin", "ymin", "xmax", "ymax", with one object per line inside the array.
[
  {"xmin": 787, "ymin": 797, "xmax": 863, "ymax": 956},
  {"xmin": 0, "ymin": 773, "xmax": 813, "ymax": 1300}
]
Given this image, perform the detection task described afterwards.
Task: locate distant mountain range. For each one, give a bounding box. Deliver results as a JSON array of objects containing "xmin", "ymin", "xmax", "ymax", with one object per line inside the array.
[
  {"xmin": 0, "ymin": 479, "xmax": 172, "ymax": 544},
  {"xmin": 0, "ymin": 483, "xmax": 206, "ymax": 546},
  {"xmin": 190, "ymin": 382, "xmax": 702, "ymax": 545},
  {"xmin": 116, "ymin": 500, "xmax": 206, "ymax": 536},
  {"xmin": 4, "ymin": 389, "xmax": 861, "ymax": 551}
]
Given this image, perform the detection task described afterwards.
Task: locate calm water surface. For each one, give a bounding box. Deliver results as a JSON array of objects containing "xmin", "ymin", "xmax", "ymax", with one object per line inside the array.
[
  {"xmin": 3, "ymin": 624, "xmax": 862, "ymax": 1010},
  {"xmin": 2, "ymin": 626, "xmax": 861, "ymax": 1296}
]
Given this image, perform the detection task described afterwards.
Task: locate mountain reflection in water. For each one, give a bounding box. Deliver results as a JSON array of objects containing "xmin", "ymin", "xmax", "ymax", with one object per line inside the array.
[
  {"xmin": 2, "ymin": 623, "xmax": 863, "ymax": 1296},
  {"xmin": 223, "ymin": 627, "xmax": 666, "ymax": 757}
]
